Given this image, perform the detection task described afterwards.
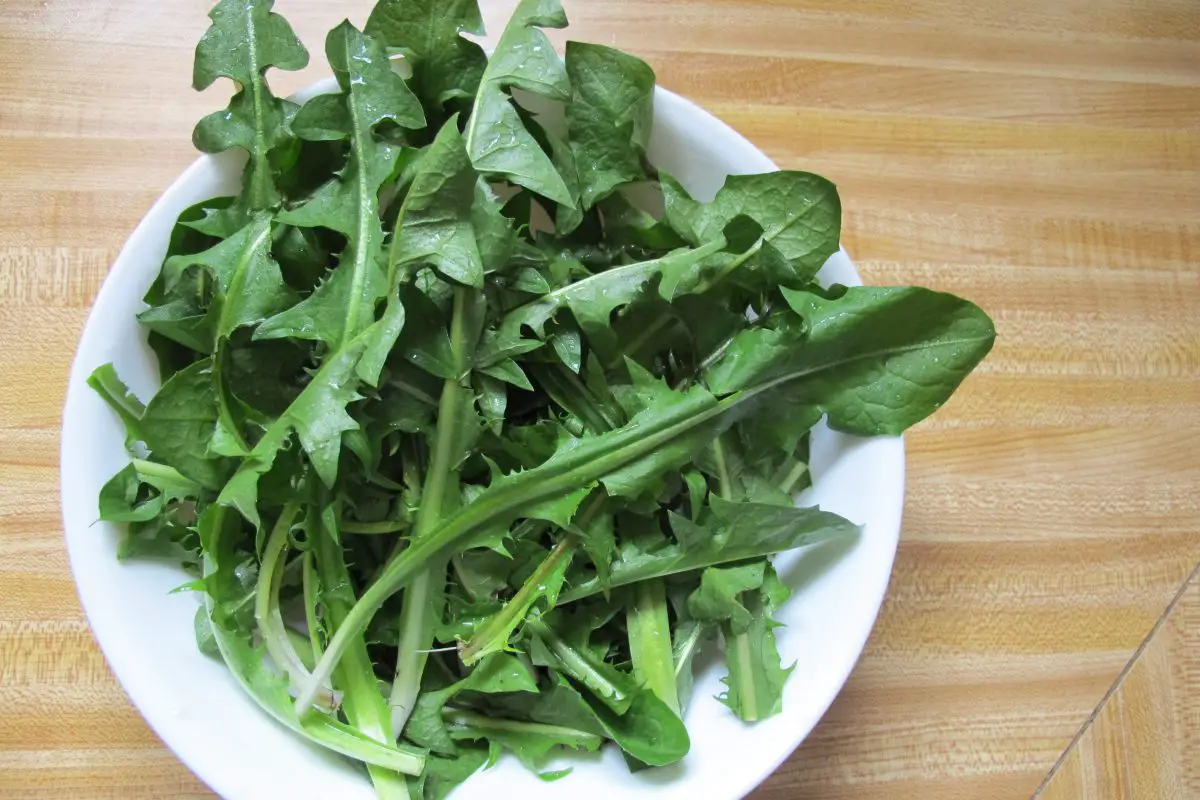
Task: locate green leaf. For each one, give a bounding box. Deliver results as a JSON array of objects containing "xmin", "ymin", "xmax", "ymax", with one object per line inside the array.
[
  {"xmin": 87, "ymin": 364, "xmax": 146, "ymax": 447},
  {"xmin": 664, "ymin": 171, "xmax": 842, "ymax": 288},
  {"xmin": 706, "ymin": 285, "xmax": 997, "ymax": 435},
  {"xmin": 561, "ymin": 497, "xmax": 856, "ymax": 603},
  {"xmin": 443, "ymin": 708, "xmax": 601, "ymax": 771},
  {"xmin": 137, "ymin": 267, "xmax": 214, "ymax": 356},
  {"xmin": 163, "ymin": 215, "xmax": 294, "ymax": 342},
  {"xmin": 419, "ymin": 747, "xmax": 489, "ymax": 800},
  {"xmin": 534, "ymin": 674, "xmax": 690, "ymax": 767},
  {"xmin": 197, "ymin": 507, "xmax": 425, "ymax": 775},
  {"xmin": 528, "ymin": 617, "xmax": 638, "ymax": 714},
  {"xmin": 459, "ymin": 533, "xmax": 577, "ymax": 665},
  {"xmin": 496, "ymin": 237, "xmax": 730, "ymax": 361},
  {"xmin": 718, "ymin": 562, "xmax": 794, "ymax": 722},
  {"xmin": 194, "ymin": 605, "xmax": 219, "ymax": 657},
  {"xmin": 626, "ymin": 578, "xmax": 679, "ymax": 714},
  {"xmin": 297, "ymin": 278, "xmax": 986, "ymax": 709},
  {"xmin": 687, "ymin": 561, "xmax": 766, "ymax": 635},
  {"xmin": 564, "ymin": 42, "xmax": 655, "ymax": 209},
  {"xmin": 307, "ymin": 502, "xmax": 411, "ymax": 796},
  {"xmin": 98, "ymin": 459, "xmax": 202, "ymax": 523},
  {"xmin": 141, "ymin": 358, "xmax": 231, "ymax": 489},
  {"xmin": 191, "ymin": 0, "xmax": 309, "ymax": 227},
  {"xmin": 404, "ymin": 653, "xmax": 539, "ymax": 754},
  {"xmin": 388, "ymin": 119, "xmax": 485, "ymax": 288},
  {"xmin": 365, "ymin": 0, "xmax": 487, "ymax": 112},
  {"xmin": 219, "ymin": 307, "xmax": 404, "ymax": 517},
  {"xmin": 256, "ymin": 21, "xmax": 423, "ymax": 350},
  {"xmin": 464, "ymin": 0, "xmax": 573, "ymax": 205}
]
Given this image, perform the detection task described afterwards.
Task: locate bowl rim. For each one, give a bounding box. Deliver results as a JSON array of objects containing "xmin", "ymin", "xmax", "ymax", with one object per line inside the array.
[{"xmin": 60, "ymin": 78, "xmax": 904, "ymax": 800}]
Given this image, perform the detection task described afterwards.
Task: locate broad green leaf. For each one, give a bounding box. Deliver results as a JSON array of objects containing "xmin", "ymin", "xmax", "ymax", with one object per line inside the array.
[
  {"xmin": 686, "ymin": 561, "xmax": 766, "ymax": 635},
  {"xmin": 140, "ymin": 358, "xmax": 231, "ymax": 489},
  {"xmin": 464, "ymin": 0, "xmax": 573, "ymax": 205},
  {"xmin": 706, "ymin": 285, "xmax": 997, "ymax": 435},
  {"xmin": 533, "ymin": 673, "xmax": 689, "ymax": 766},
  {"xmin": 663, "ymin": 171, "xmax": 842, "ymax": 288},
  {"xmin": 564, "ymin": 42, "xmax": 655, "ymax": 209},
  {"xmin": 365, "ymin": 0, "xmax": 487, "ymax": 112}
]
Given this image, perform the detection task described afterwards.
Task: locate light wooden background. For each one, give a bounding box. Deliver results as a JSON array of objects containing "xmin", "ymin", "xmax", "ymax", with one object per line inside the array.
[{"xmin": 1, "ymin": 0, "xmax": 1197, "ymax": 797}]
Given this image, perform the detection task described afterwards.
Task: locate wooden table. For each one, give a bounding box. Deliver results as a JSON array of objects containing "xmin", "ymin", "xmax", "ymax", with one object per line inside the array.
[{"xmin": 1, "ymin": 0, "xmax": 1197, "ymax": 797}]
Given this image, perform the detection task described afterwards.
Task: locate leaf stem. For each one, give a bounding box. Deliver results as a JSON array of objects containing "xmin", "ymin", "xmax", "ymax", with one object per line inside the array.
[
  {"xmin": 253, "ymin": 502, "xmax": 335, "ymax": 709},
  {"xmin": 390, "ymin": 286, "xmax": 470, "ymax": 732},
  {"xmin": 627, "ymin": 578, "xmax": 679, "ymax": 714},
  {"xmin": 526, "ymin": 618, "xmax": 635, "ymax": 714},
  {"xmin": 442, "ymin": 707, "xmax": 601, "ymax": 749},
  {"xmin": 458, "ymin": 531, "xmax": 579, "ymax": 665}
]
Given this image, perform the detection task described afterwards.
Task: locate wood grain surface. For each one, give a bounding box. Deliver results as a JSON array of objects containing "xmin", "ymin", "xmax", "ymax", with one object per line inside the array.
[{"xmin": 1, "ymin": 0, "xmax": 1197, "ymax": 798}]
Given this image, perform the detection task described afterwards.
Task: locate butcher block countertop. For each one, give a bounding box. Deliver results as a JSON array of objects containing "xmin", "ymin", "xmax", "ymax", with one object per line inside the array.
[{"xmin": 1, "ymin": 0, "xmax": 1197, "ymax": 797}]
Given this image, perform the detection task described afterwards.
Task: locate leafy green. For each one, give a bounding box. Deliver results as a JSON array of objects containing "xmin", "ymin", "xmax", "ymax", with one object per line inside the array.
[
  {"xmin": 190, "ymin": 0, "xmax": 309, "ymax": 233},
  {"xmin": 256, "ymin": 20, "xmax": 423, "ymax": 349},
  {"xmin": 663, "ymin": 170, "xmax": 841, "ymax": 289},
  {"xmin": 463, "ymin": 0, "xmax": 573, "ymax": 205},
  {"xmin": 365, "ymin": 0, "xmax": 487, "ymax": 115},
  {"xmin": 564, "ymin": 42, "xmax": 655, "ymax": 209},
  {"xmin": 198, "ymin": 506, "xmax": 424, "ymax": 775},
  {"xmin": 717, "ymin": 563, "xmax": 794, "ymax": 722},
  {"xmin": 92, "ymin": 1, "xmax": 995, "ymax": 794},
  {"xmin": 706, "ymin": 285, "xmax": 996, "ymax": 435},
  {"xmin": 561, "ymin": 497, "xmax": 856, "ymax": 603},
  {"xmin": 388, "ymin": 120, "xmax": 484, "ymax": 288}
]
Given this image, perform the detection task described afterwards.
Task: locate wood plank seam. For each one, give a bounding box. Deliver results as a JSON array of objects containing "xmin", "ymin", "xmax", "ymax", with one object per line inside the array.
[{"xmin": 1032, "ymin": 558, "xmax": 1200, "ymax": 797}]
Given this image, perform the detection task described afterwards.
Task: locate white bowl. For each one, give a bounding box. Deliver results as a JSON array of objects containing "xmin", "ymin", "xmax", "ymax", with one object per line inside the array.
[{"xmin": 60, "ymin": 80, "xmax": 904, "ymax": 800}]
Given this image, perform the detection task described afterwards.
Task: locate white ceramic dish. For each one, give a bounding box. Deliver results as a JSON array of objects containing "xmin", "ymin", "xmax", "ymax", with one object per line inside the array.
[{"xmin": 60, "ymin": 79, "xmax": 904, "ymax": 800}]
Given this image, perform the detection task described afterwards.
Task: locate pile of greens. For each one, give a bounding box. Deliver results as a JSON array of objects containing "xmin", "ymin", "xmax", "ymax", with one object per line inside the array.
[{"xmin": 89, "ymin": 0, "xmax": 995, "ymax": 796}]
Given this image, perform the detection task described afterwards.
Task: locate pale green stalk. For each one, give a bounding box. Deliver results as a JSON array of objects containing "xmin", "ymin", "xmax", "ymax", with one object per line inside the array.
[{"xmin": 389, "ymin": 286, "xmax": 471, "ymax": 733}]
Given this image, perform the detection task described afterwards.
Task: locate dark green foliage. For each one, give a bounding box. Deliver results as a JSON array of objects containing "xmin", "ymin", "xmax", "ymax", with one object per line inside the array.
[{"xmin": 89, "ymin": 0, "xmax": 995, "ymax": 795}]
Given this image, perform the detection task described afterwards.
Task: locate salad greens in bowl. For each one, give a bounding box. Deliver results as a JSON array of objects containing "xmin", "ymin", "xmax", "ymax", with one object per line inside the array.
[{"xmin": 60, "ymin": 0, "xmax": 995, "ymax": 798}]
